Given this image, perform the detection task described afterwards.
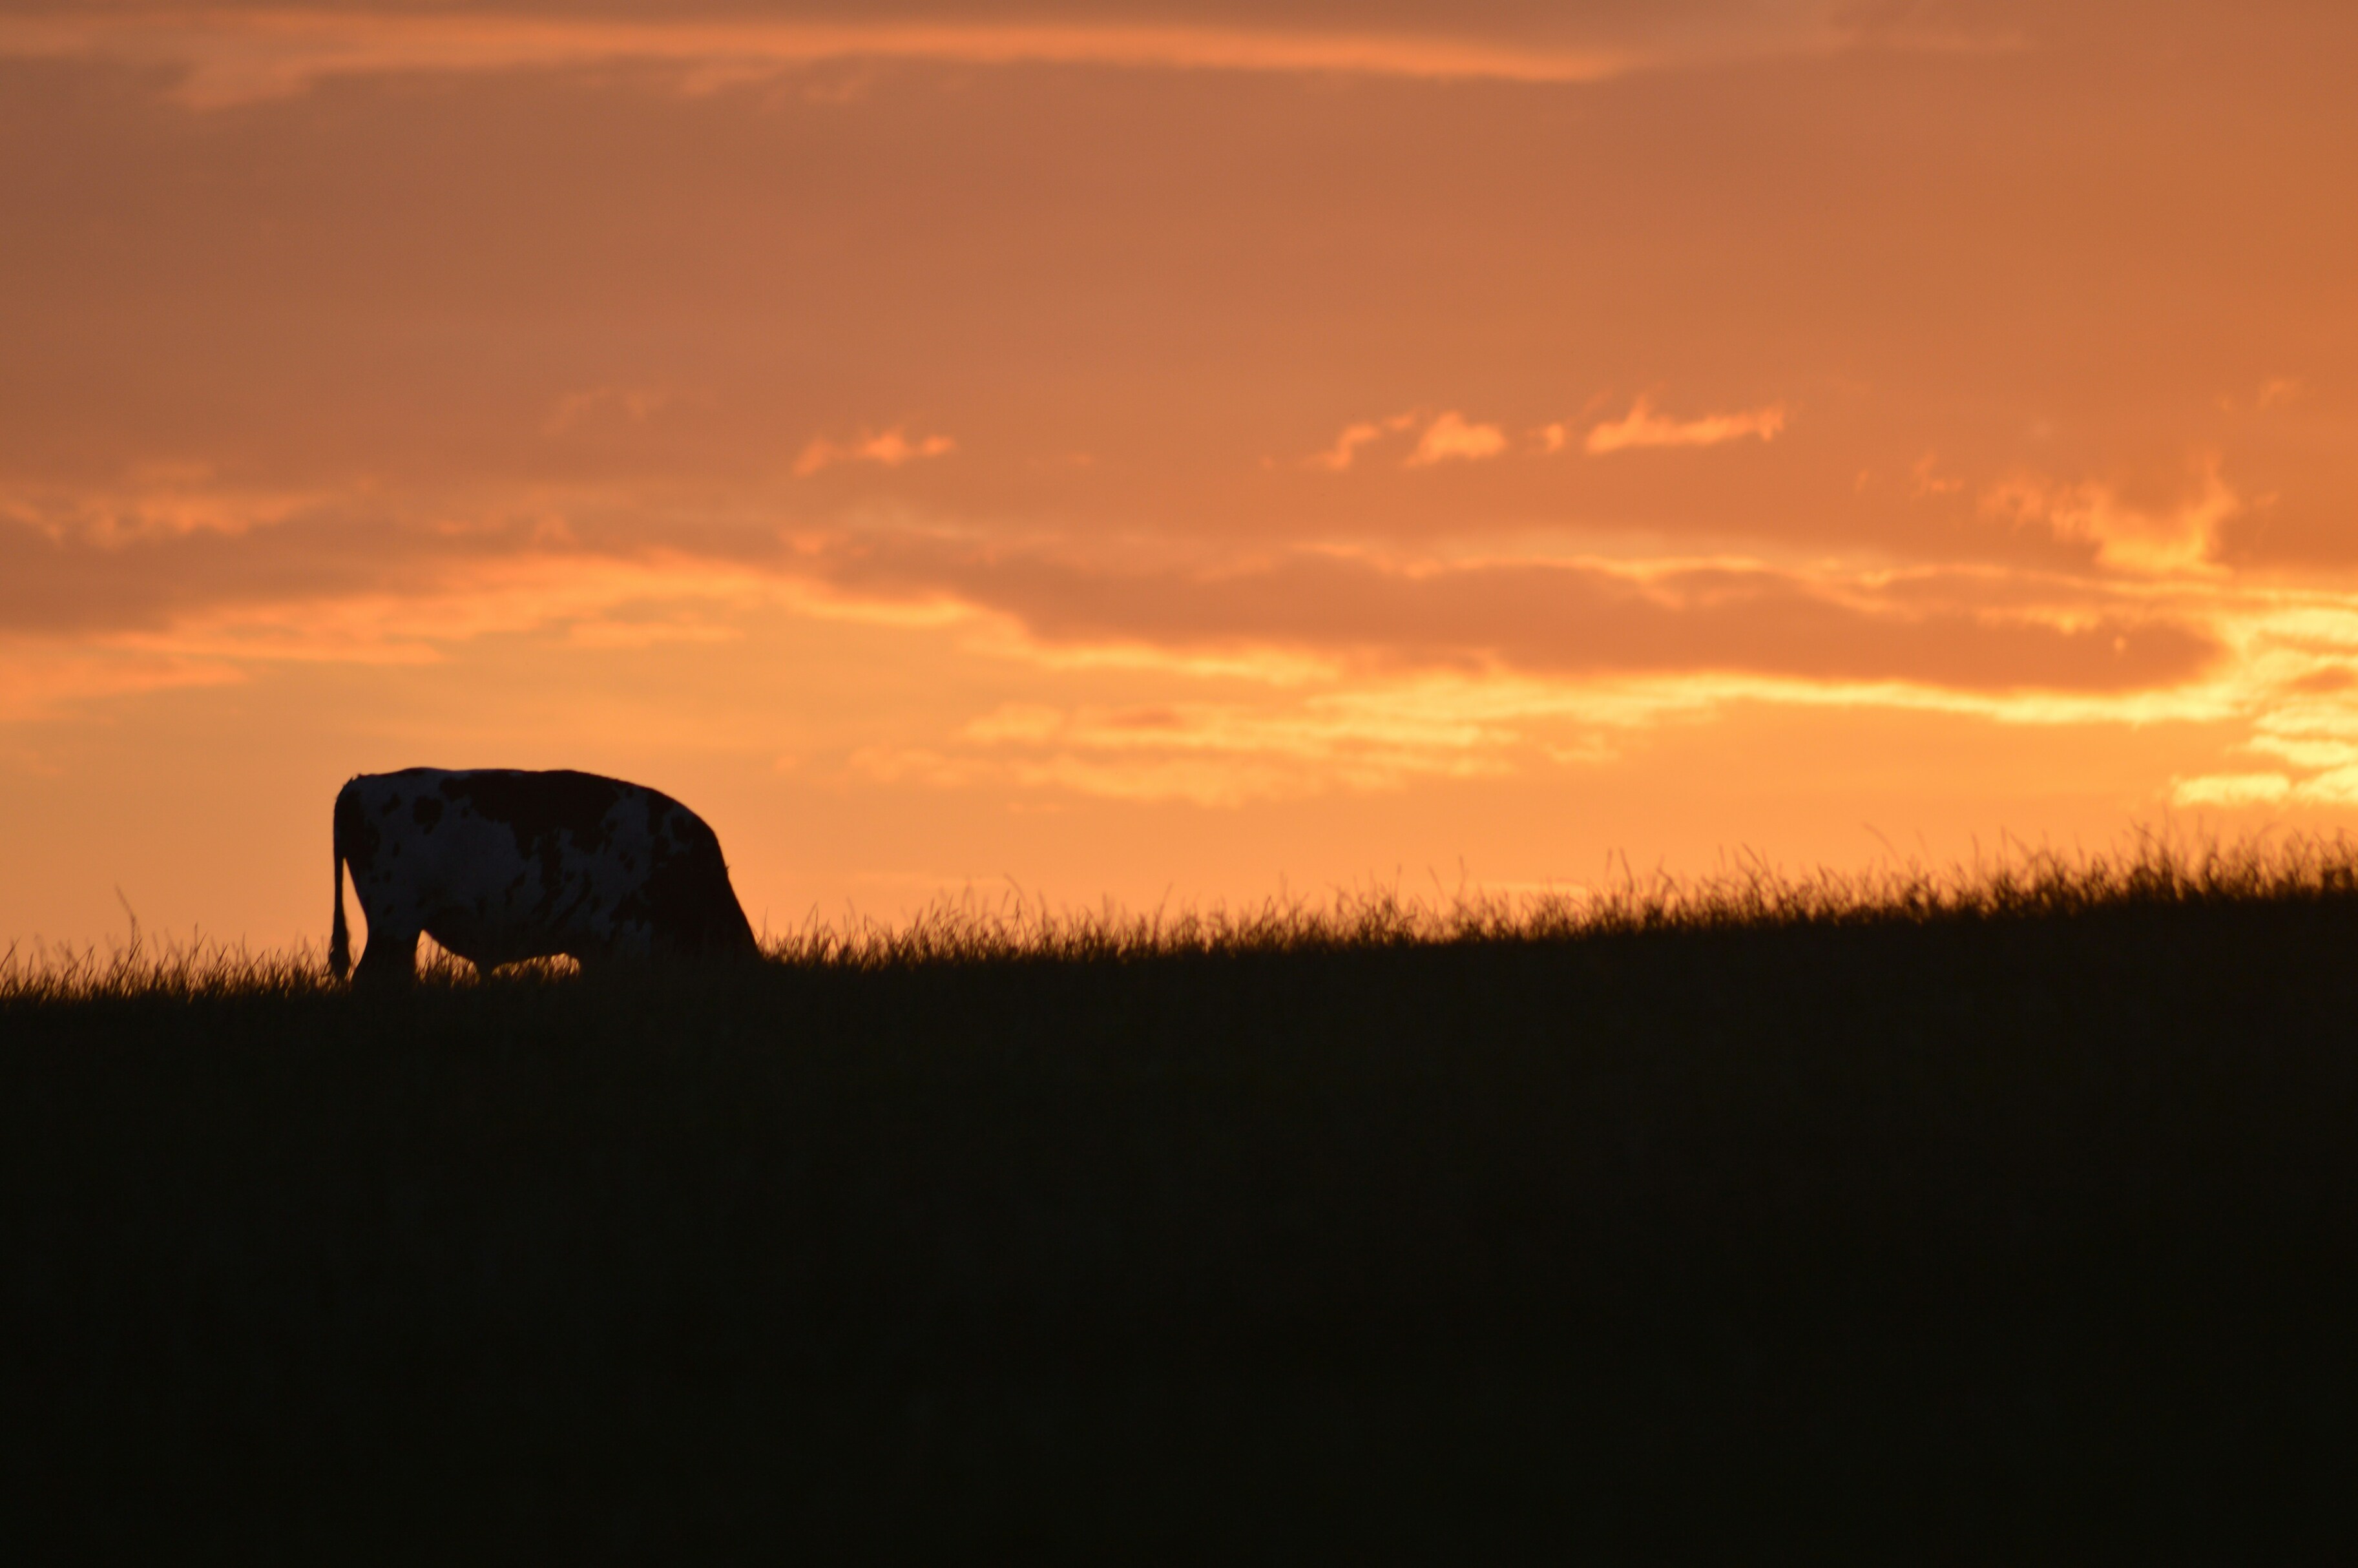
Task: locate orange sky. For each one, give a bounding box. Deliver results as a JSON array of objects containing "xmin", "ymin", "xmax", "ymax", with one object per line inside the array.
[{"xmin": 5, "ymin": 1, "xmax": 2357, "ymax": 949}]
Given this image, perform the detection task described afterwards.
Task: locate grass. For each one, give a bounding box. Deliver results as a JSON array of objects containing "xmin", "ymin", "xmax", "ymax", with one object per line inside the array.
[{"xmin": 5, "ymin": 832, "xmax": 2357, "ymax": 1558}]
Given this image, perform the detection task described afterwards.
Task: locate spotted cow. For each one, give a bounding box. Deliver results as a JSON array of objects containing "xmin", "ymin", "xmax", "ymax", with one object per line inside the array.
[{"xmin": 330, "ymin": 768, "xmax": 760, "ymax": 985}]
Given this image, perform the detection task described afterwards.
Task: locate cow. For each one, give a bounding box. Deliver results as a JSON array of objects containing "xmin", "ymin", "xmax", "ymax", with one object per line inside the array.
[{"xmin": 329, "ymin": 768, "xmax": 760, "ymax": 986}]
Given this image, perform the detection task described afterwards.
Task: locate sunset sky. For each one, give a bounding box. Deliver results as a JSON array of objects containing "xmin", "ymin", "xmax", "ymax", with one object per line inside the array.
[{"xmin": 5, "ymin": 1, "xmax": 2355, "ymax": 950}]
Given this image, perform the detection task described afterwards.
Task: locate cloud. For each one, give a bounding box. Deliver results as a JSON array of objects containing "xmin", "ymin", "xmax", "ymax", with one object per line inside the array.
[
  {"xmin": 2169, "ymin": 771, "xmax": 2291, "ymax": 807},
  {"xmin": 845, "ymin": 661, "xmax": 1775, "ymax": 806},
  {"xmin": 0, "ymin": 10, "xmax": 1647, "ymax": 110},
  {"xmin": 793, "ymin": 427, "xmax": 955, "ymax": 478},
  {"xmin": 1404, "ymin": 411, "xmax": 1508, "ymax": 468},
  {"xmin": 0, "ymin": 473, "xmax": 315, "ymax": 547},
  {"xmin": 897, "ymin": 680, "xmax": 1578, "ymax": 804},
  {"xmin": 2169, "ymin": 762, "xmax": 2358, "ymax": 810},
  {"xmin": 2156, "ymin": 616, "xmax": 2358, "ymax": 811},
  {"xmin": 1983, "ymin": 457, "xmax": 2238, "ymax": 577},
  {"xmin": 1309, "ymin": 411, "xmax": 1507, "ymax": 471},
  {"xmin": 0, "ymin": 483, "xmax": 789, "ymax": 674},
  {"xmin": 1583, "ymin": 396, "xmax": 1788, "ymax": 455},
  {"xmin": 2, "ymin": 470, "xmax": 2343, "ymax": 813},
  {"xmin": 791, "ymin": 525, "xmax": 2221, "ymax": 695},
  {"xmin": 0, "ymin": 3, "xmax": 2035, "ymax": 110},
  {"xmin": 1306, "ymin": 413, "xmax": 1417, "ymax": 472},
  {"xmin": 0, "ymin": 476, "xmax": 2233, "ymax": 709}
]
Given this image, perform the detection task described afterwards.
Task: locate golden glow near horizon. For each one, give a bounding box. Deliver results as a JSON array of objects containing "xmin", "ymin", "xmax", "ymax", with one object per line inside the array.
[{"xmin": 4, "ymin": 3, "xmax": 2356, "ymax": 948}]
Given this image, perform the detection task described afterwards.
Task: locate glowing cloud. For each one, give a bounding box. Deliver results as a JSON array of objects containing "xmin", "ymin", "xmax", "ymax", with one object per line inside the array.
[
  {"xmin": 937, "ymin": 684, "xmax": 1536, "ymax": 804},
  {"xmin": 793, "ymin": 428, "xmax": 955, "ymax": 479},
  {"xmin": 1307, "ymin": 413, "xmax": 1417, "ymax": 472},
  {"xmin": 1, "ymin": 473, "xmax": 315, "ymax": 547},
  {"xmin": 0, "ymin": 10, "xmax": 1644, "ymax": 109},
  {"xmin": 2171, "ymin": 772, "xmax": 2291, "ymax": 807},
  {"xmin": 1984, "ymin": 458, "xmax": 2238, "ymax": 577},
  {"xmin": 1405, "ymin": 412, "xmax": 1508, "ymax": 468},
  {"xmin": 1583, "ymin": 397, "xmax": 1788, "ymax": 455},
  {"xmin": 1310, "ymin": 411, "xmax": 1507, "ymax": 471}
]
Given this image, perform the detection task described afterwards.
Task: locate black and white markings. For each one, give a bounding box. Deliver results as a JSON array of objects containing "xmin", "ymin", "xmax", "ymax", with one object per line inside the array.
[{"xmin": 329, "ymin": 768, "xmax": 760, "ymax": 986}]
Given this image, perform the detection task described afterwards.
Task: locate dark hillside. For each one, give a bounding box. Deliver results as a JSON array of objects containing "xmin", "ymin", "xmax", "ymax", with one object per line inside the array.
[{"xmin": 5, "ymin": 855, "xmax": 2357, "ymax": 1557}]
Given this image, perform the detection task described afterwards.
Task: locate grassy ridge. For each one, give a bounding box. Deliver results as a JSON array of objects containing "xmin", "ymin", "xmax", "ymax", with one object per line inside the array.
[{"xmin": 5, "ymin": 839, "xmax": 2357, "ymax": 1556}]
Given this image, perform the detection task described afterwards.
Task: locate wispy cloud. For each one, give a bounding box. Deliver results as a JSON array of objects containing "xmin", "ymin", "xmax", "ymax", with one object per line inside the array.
[
  {"xmin": 0, "ymin": 10, "xmax": 1642, "ymax": 109},
  {"xmin": 1583, "ymin": 396, "xmax": 1788, "ymax": 454},
  {"xmin": 0, "ymin": 3, "xmax": 2030, "ymax": 109},
  {"xmin": 0, "ymin": 472, "xmax": 317, "ymax": 547},
  {"xmin": 2171, "ymin": 772, "xmax": 2291, "ymax": 806},
  {"xmin": 1306, "ymin": 413, "xmax": 1417, "ymax": 472},
  {"xmin": 1984, "ymin": 457, "xmax": 2238, "ymax": 577},
  {"xmin": 793, "ymin": 427, "xmax": 955, "ymax": 479},
  {"xmin": 1404, "ymin": 411, "xmax": 1508, "ymax": 468},
  {"xmin": 1309, "ymin": 411, "xmax": 1506, "ymax": 472},
  {"xmin": 930, "ymin": 685, "xmax": 1529, "ymax": 804},
  {"xmin": 2165, "ymin": 604, "xmax": 2358, "ymax": 808}
]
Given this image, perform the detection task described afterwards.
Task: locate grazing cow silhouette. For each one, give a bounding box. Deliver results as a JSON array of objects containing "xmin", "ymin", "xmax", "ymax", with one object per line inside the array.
[{"xmin": 330, "ymin": 768, "xmax": 760, "ymax": 985}]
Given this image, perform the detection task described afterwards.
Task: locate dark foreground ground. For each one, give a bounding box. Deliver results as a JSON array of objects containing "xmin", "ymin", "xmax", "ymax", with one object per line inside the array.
[{"xmin": 6, "ymin": 894, "xmax": 2358, "ymax": 1559}]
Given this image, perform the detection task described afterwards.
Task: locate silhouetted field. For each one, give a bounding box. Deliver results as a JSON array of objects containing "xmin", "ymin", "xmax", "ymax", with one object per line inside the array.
[{"xmin": 5, "ymin": 838, "xmax": 2357, "ymax": 1558}]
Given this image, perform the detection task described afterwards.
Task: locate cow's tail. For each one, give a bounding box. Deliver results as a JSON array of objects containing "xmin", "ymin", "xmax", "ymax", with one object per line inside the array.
[{"xmin": 329, "ymin": 784, "xmax": 352, "ymax": 982}]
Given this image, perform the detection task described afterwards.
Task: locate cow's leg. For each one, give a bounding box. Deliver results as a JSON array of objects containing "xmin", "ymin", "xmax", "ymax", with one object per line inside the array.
[{"xmin": 351, "ymin": 921, "xmax": 421, "ymax": 989}]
